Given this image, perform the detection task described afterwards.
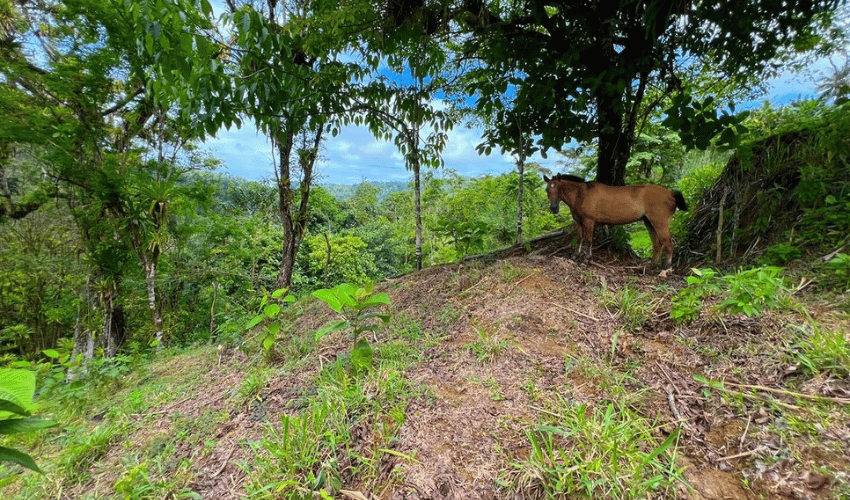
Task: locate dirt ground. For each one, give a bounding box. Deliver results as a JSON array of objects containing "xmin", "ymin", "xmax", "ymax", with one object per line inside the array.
[{"xmin": 58, "ymin": 244, "xmax": 850, "ymax": 500}]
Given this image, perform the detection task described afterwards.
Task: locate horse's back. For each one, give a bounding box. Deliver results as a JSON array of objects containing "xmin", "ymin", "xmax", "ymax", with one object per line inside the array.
[{"xmin": 585, "ymin": 184, "xmax": 650, "ymax": 223}]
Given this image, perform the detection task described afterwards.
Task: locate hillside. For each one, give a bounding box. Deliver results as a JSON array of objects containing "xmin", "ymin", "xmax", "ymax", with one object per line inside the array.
[{"xmin": 4, "ymin": 243, "xmax": 849, "ymax": 499}]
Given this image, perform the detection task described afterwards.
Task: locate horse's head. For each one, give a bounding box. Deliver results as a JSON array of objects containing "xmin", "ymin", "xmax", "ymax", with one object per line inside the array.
[{"xmin": 543, "ymin": 175, "xmax": 560, "ymax": 214}]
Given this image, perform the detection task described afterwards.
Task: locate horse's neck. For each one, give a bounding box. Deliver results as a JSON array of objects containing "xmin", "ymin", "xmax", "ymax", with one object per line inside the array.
[{"xmin": 560, "ymin": 182, "xmax": 585, "ymax": 205}]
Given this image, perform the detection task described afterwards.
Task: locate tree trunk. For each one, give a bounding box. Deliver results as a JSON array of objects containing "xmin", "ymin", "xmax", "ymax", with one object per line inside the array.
[
  {"xmin": 143, "ymin": 257, "xmax": 164, "ymax": 349},
  {"xmin": 595, "ymin": 88, "xmax": 629, "ymax": 187},
  {"xmin": 103, "ymin": 287, "xmax": 117, "ymax": 358},
  {"xmin": 275, "ymin": 126, "xmax": 322, "ymax": 290},
  {"xmin": 67, "ymin": 309, "xmax": 91, "ymax": 382},
  {"xmin": 515, "ymin": 156, "xmax": 525, "ymax": 244},
  {"xmin": 414, "ymin": 159, "xmax": 423, "ymax": 270}
]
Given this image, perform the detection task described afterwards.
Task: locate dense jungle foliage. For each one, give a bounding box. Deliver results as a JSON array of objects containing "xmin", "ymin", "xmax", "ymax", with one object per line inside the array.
[{"xmin": 2, "ymin": 99, "xmax": 849, "ymax": 364}]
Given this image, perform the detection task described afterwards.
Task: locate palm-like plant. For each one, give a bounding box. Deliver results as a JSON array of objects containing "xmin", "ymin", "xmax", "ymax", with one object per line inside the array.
[{"xmin": 816, "ymin": 55, "xmax": 850, "ymax": 104}]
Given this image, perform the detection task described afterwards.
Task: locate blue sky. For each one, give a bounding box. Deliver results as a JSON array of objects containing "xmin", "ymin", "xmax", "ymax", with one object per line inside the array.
[{"xmin": 203, "ymin": 64, "xmax": 830, "ymax": 185}]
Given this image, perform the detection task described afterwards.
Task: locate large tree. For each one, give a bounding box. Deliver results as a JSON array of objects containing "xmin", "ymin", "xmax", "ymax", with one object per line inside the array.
[
  {"xmin": 0, "ymin": 0, "xmax": 210, "ymax": 356},
  {"xmin": 449, "ymin": 0, "xmax": 844, "ymax": 185}
]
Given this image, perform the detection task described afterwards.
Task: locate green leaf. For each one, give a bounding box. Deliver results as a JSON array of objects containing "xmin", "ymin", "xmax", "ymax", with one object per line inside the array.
[
  {"xmin": 312, "ymin": 289, "xmax": 342, "ymax": 313},
  {"xmin": 181, "ymin": 32, "xmax": 194, "ymax": 53},
  {"xmin": 0, "ymin": 445, "xmax": 43, "ymax": 474},
  {"xmin": 0, "ymin": 417, "xmax": 57, "ymax": 435},
  {"xmin": 350, "ymin": 339, "xmax": 373, "ymax": 372},
  {"xmin": 246, "ymin": 315, "xmax": 264, "ymax": 329},
  {"xmin": 42, "ymin": 349, "xmax": 60, "ymax": 360},
  {"xmin": 263, "ymin": 303, "xmax": 281, "ymax": 318},
  {"xmin": 271, "ymin": 288, "xmax": 289, "ymax": 299},
  {"xmin": 356, "ymin": 292, "xmax": 391, "ymax": 310},
  {"xmin": 314, "ymin": 319, "xmax": 348, "ymax": 341},
  {"xmin": 0, "ymin": 369, "xmax": 36, "ymax": 414},
  {"xmin": 359, "ymin": 311, "xmax": 391, "ymax": 324},
  {"xmin": 0, "ymin": 399, "xmax": 29, "ymax": 417}
]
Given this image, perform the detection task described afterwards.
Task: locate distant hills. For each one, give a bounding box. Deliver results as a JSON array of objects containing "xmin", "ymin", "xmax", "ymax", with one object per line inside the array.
[{"xmin": 318, "ymin": 180, "xmax": 410, "ymax": 200}]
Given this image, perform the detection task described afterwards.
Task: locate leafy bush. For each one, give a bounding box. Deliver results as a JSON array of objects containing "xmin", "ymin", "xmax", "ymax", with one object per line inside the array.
[
  {"xmin": 820, "ymin": 253, "xmax": 850, "ymax": 293},
  {"xmin": 671, "ymin": 268, "xmax": 721, "ymax": 324},
  {"xmin": 719, "ymin": 266, "xmax": 787, "ymax": 316},
  {"xmin": 758, "ymin": 242, "xmax": 802, "ymax": 266},
  {"xmin": 671, "ymin": 267, "xmax": 789, "ymax": 324},
  {"xmin": 798, "ymin": 184, "xmax": 850, "ymax": 246}
]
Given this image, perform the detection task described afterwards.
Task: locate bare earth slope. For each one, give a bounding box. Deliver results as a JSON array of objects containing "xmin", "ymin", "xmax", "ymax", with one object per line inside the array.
[{"xmin": 50, "ymin": 250, "xmax": 850, "ymax": 500}]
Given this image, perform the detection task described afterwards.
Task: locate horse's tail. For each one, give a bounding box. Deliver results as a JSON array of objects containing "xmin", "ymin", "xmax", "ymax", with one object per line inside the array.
[{"xmin": 673, "ymin": 191, "xmax": 688, "ymax": 212}]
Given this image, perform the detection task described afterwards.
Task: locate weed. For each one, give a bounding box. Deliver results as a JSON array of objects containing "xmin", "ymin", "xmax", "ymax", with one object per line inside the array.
[
  {"xmin": 238, "ymin": 369, "xmax": 269, "ymax": 405},
  {"xmin": 819, "ymin": 252, "xmax": 850, "ymax": 292},
  {"xmin": 787, "ymin": 323, "xmax": 849, "ymax": 378},
  {"xmin": 466, "ymin": 325, "xmax": 511, "ymax": 363},
  {"xmin": 500, "ymin": 397, "xmax": 683, "ymax": 499},
  {"xmin": 436, "ymin": 305, "xmax": 462, "ymax": 325},
  {"xmin": 250, "ymin": 354, "xmax": 413, "ymax": 499},
  {"xmin": 758, "ymin": 241, "xmax": 802, "ymax": 266},
  {"xmin": 61, "ymin": 423, "xmax": 125, "ymax": 484},
  {"xmin": 600, "ymin": 285, "xmax": 654, "ymax": 331},
  {"xmin": 498, "ymin": 261, "xmax": 528, "ymax": 282}
]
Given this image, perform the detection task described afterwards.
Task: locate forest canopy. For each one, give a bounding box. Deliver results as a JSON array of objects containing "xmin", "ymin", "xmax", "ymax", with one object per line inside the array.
[{"xmin": 0, "ymin": 0, "xmax": 848, "ymax": 363}]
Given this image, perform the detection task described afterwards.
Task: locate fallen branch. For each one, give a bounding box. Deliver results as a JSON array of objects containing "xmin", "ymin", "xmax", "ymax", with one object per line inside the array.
[
  {"xmin": 666, "ymin": 385, "xmax": 683, "ymax": 422},
  {"xmin": 710, "ymin": 384, "xmax": 801, "ymax": 411},
  {"xmin": 718, "ymin": 446, "xmax": 764, "ymax": 462},
  {"xmin": 548, "ymin": 302, "xmax": 599, "ymax": 322},
  {"xmin": 724, "ymin": 381, "xmax": 850, "ymax": 405},
  {"xmin": 821, "ymin": 239, "xmax": 848, "ymax": 261},
  {"xmin": 212, "ymin": 443, "xmax": 237, "ymax": 477}
]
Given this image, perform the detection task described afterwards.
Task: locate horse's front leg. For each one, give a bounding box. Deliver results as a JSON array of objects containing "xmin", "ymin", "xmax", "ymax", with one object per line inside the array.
[{"xmin": 583, "ymin": 221, "xmax": 595, "ymax": 262}]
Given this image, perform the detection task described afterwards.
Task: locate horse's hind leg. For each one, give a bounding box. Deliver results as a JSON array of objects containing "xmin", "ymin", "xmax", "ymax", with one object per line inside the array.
[
  {"xmin": 643, "ymin": 217, "xmax": 661, "ymax": 268},
  {"xmin": 655, "ymin": 223, "xmax": 674, "ymax": 269}
]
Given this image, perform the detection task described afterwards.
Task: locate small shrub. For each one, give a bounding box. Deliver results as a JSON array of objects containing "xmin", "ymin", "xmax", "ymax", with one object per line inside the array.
[
  {"xmin": 670, "ymin": 268, "xmax": 720, "ymax": 324},
  {"xmin": 671, "ymin": 267, "xmax": 789, "ymax": 324},
  {"xmin": 312, "ymin": 282, "xmax": 391, "ymax": 374},
  {"xmin": 820, "ymin": 253, "xmax": 850, "ymax": 292},
  {"xmin": 245, "ymin": 288, "xmax": 297, "ymax": 359},
  {"xmin": 719, "ymin": 266, "xmax": 788, "ymax": 316},
  {"xmin": 758, "ymin": 242, "xmax": 802, "ymax": 266}
]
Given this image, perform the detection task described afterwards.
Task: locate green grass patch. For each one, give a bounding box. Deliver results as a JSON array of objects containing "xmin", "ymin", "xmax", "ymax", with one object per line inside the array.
[{"xmin": 500, "ymin": 397, "xmax": 684, "ymax": 499}]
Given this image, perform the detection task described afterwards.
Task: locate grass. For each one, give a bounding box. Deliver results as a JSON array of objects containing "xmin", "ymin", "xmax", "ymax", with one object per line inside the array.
[
  {"xmin": 629, "ymin": 227, "xmax": 653, "ymax": 259},
  {"xmin": 246, "ymin": 358, "xmax": 419, "ymax": 499},
  {"xmin": 500, "ymin": 396, "xmax": 684, "ymax": 499},
  {"xmin": 597, "ymin": 284, "xmax": 657, "ymax": 331},
  {"xmin": 466, "ymin": 324, "xmax": 513, "ymax": 362},
  {"xmin": 4, "ymin": 259, "xmax": 850, "ymax": 500}
]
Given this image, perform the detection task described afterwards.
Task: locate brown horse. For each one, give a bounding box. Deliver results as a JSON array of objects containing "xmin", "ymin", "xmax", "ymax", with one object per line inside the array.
[{"xmin": 543, "ymin": 174, "xmax": 688, "ymax": 268}]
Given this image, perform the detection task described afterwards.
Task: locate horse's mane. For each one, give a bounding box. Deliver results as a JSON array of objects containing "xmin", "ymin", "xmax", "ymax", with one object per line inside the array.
[{"xmin": 554, "ymin": 173, "xmax": 587, "ymax": 183}]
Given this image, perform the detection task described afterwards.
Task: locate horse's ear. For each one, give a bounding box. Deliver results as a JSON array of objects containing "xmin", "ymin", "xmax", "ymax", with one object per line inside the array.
[{"xmin": 543, "ymin": 175, "xmax": 550, "ymax": 182}]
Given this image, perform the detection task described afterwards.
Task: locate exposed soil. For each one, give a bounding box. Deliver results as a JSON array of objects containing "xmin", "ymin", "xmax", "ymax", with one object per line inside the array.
[{"xmin": 49, "ymin": 238, "xmax": 849, "ymax": 500}]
